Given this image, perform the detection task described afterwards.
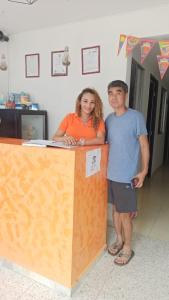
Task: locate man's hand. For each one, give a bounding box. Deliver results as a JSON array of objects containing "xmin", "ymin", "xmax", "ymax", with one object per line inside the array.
[
  {"xmin": 129, "ymin": 211, "xmax": 138, "ymax": 219},
  {"xmin": 133, "ymin": 172, "xmax": 146, "ymax": 188}
]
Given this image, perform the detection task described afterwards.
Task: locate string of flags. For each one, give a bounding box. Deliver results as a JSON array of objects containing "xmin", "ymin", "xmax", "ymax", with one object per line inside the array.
[{"xmin": 117, "ymin": 34, "xmax": 169, "ymax": 79}]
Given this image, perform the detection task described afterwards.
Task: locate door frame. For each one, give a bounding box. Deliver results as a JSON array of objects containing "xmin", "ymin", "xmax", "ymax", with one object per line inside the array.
[
  {"xmin": 163, "ymin": 94, "xmax": 169, "ymax": 164},
  {"xmin": 146, "ymin": 74, "xmax": 158, "ymax": 177}
]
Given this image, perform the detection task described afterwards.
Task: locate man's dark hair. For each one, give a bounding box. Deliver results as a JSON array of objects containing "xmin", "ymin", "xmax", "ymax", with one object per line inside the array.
[{"xmin": 107, "ymin": 80, "xmax": 128, "ymax": 93}]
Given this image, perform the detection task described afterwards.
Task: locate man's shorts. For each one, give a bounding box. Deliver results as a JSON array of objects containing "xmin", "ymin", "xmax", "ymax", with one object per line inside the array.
[{"xmin": 108, "ymin": 180, "xmax": 137, "ymax": 213}]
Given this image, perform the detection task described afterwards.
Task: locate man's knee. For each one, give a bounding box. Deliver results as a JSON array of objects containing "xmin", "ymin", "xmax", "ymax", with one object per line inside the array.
[{"xmin": 120, "ymin": 212, "xmax": 131, "ymax": 222}]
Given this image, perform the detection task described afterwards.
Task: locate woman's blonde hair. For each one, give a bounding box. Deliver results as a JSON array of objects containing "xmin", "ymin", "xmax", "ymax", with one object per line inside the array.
[{"xmin": 75, "ymin": 88, "xmax": 103, "ymax": 129}]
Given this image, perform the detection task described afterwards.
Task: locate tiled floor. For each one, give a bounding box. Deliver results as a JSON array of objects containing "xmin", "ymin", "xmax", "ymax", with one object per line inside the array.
[
  {"xmin": 1, "ymin": 165, "xmax": 169, "ymax": 300},
  {"xmin": 134, "ymin": 164, "xmax": 169, "ymax": 241}
]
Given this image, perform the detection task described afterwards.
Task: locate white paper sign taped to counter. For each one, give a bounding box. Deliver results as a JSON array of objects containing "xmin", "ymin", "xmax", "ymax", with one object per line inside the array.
[{"xmin": 86, "ymin": 148, "xmax": 101, "ymax": 177}]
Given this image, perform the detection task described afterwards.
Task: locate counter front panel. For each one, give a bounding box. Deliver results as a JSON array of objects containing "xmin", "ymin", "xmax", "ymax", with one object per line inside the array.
[{"xmin": 0, "ymin": 139, "xmax": 108, "ymax": 289}]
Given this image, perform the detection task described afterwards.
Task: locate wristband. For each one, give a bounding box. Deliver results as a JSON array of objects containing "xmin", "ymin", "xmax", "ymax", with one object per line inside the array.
[{"xmin": 79, "ymin": 138, "xmax": 85, "ymax": 146}]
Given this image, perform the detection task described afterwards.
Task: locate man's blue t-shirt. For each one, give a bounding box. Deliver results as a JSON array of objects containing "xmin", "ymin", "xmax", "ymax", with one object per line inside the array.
[{"xmin": 105, "ymin": 108, "xmax": 147, "ymax": 183}]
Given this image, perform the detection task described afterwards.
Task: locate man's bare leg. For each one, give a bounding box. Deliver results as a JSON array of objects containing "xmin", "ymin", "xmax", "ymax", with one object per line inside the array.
[
  {"xmin": 113, "ymin": 205, "xmax": 123, "ymax": 245},
  {"xmin": 114, "ymin": 212, "xmax": 133, "ymax": 264},
  {"xmin": 108, "ymin": 205, "xmax": 124, "ymax": 255}
]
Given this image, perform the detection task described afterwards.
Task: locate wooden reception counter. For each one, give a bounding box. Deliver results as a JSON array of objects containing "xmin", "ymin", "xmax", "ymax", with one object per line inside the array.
[{"xmin": 0, "ymin": 138, "xmax": 108, "ymax": 291}]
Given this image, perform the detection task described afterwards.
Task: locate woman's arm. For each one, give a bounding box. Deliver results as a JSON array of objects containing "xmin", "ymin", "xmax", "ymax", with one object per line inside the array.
[
  {"xmin": 78, "ymin": 131, "xmax": 105, "ymax": 146},
  {"xmin": 81, "ymin": 120, "xmax": 105, "ymax": 146},
  {"xmin": 52, "ymin": 114, "xmax": 78, "ymax": 145},
  {"xmin": 52, "ymin": 128, "xmax": 66, "ymax": 142},
  {"xmin": 53, "ymin": 128, "xmax": 77, "ymax": 145}
]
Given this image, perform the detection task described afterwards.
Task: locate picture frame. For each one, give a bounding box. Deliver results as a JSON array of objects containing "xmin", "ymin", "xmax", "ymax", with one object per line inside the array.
[
  {"xmin": 25, "ymin": 53, "xmax": 40, "ymax": 78},
  {"xmin": 81, "ymin": 45, "xmax": 100, "ymax": 75},
  {"xmin": 158, "ymin": 87, "xmax": 168, "ymax": 134},
  {"xmin": 51, "ymin": 50, "xmax": 68, "ymax": 76}
]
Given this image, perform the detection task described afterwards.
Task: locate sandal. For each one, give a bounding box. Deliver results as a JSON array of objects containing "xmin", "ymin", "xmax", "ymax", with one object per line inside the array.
[
  {"xmin": 108, "ymin": 242, "xmax": 124, "ymax": 256},
  {"xmin": 114, "ymin": 250, "xmax": 135, "ymax": 266}
]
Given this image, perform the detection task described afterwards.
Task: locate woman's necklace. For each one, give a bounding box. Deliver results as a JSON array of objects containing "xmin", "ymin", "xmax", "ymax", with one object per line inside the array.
[{"xmin": 80, "ymin": 116, "xmax": 90, "ymax": 125}]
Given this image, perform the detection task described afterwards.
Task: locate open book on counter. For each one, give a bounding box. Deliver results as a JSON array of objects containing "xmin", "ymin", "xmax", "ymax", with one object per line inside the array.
[{"xmin": 22, "ymin": 140, "xmax": 77, "ymax": 149}]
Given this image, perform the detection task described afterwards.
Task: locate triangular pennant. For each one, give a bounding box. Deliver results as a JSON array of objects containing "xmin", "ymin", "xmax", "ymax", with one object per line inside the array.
[
  {"xmin": 117, "ymin": 34, "xmax": 126, "ymax": 55},
  {"xmin": 126, "ymin": 36, "xmax": 140, "ymax": 56},
  {"xmin": 159, "ymin": 40, "xmax": 169, "ymax": 56},
  {"xmin": 157, "ymin": 55, "xmax": 169, "ymax": 79},
  {"xmin": 140, "ymin": 39, "xmax": 156, "ymax": 64}
]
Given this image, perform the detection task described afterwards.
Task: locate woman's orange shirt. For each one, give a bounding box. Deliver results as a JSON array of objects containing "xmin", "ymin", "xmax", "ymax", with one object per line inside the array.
[{"xmin": 59, "ymin": 113, "xmax": 105, "ymax": 140}]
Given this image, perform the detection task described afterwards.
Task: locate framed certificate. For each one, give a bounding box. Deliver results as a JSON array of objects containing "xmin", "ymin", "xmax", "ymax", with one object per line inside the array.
[
  {"xmin": 25, "ymin": 53, "xmax": 40, "ymax": 78},
  {"xmin": 81, "ymin": 45, "xmax": 100, "ymax": 75},
  {"xmin": 51, "ymin": 50, "xmax": 68, "ymax": 76}
]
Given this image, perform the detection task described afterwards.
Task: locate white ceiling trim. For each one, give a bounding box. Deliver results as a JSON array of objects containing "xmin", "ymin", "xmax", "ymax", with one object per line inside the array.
[{"xmin": 1, "ymin": 0, "xmax": 169, "ymax": 35}]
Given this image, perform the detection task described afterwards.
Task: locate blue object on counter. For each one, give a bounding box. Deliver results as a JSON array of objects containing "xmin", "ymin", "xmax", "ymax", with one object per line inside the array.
[
  {"xmin": 31, "ymin": 103, "xmax": 39, "ymax": 110},
  {"xmin": 15, "ymin": 103, "xmax": 23, "ymax": 109}
]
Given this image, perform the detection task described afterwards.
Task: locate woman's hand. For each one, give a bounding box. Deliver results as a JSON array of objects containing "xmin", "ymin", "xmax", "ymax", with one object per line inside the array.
[
  {"xmin": 52, "ymin": 129, "xmax": 77, "ymax": 145},
  {"xmin": 63, "ymin": 135, "xmax": 78, "ymax": 146}
]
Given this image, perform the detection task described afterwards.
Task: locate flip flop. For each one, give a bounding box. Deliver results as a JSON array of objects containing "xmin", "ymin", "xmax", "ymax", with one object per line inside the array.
[
  {"xmin": 108, "ymin": 242, "xmax": 124, "ymax": 256},
  {"xmin": 114, "ymin": 250, "xmax": 135, "ymax": 266}
]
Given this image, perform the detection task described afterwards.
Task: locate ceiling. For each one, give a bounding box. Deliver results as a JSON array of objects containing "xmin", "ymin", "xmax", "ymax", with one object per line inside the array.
[{"xmin": 0, "ymin": 0, "xmax": 169, "ymax": 35}]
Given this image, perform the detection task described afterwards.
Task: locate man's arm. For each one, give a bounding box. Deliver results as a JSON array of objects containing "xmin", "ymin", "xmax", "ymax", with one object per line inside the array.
[{"xmin": 135, "ymin": 134, "xmax": 150, "ymax": 188}]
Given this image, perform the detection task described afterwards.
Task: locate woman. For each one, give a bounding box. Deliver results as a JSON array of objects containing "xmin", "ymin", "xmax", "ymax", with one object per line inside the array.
[{"xmin": 53, "ymin": 88, "xmax": 105, "ymax": 146}]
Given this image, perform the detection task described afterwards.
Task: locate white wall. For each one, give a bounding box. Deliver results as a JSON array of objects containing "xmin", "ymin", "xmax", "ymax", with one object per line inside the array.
[
  {"xmin": 7, "ymin": 3, "xmax": 169, "ymax": 150},
  {"xmin": 0, "ymin": 42, "xmax": 8, "ymax": 101}
]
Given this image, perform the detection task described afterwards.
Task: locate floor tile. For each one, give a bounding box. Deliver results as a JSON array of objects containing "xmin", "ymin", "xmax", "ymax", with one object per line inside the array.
[
  {"xmin": 0, "ymin": 266, "xmax": 33, "ymax": 300},
  {"xmin": 17, "ymin": 282, "xmax": 70, "ymax": 300}
]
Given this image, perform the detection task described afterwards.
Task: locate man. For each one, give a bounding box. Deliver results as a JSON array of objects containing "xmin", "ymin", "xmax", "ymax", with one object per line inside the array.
[{"xmin": 106, "ymin": 80, "xmax": 149, "ymax": 266}]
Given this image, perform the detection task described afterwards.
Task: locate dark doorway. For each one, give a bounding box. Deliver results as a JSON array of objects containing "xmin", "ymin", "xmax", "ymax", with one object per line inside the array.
[
  {"xmin": 146, "ymin": 75, "xmax": 158, "ymax": 176},
  {"xmin": 163, "ymin": 95, "xmax": 169, "ymax": 164},
  {"xmin": 129, "ymin": 58, "xmax": 144, "ymax": 110}
]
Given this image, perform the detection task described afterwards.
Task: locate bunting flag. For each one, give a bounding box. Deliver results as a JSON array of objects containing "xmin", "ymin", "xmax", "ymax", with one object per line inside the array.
[
  {"xmin": 117, "ymin": 34, "xmax": 127, "ymax": 55},
  {"xmin": 157, "ymin": 55, "xmax": 169, "ymax": 79},
  {"xmin": 140, "ymin": 39, "xmax": 156, "ymax": 64},
  {"xmin": 159, "ymin": 40, "xmax": 169, "ymax": 56},
  {"xmin": 126, "ymin": 36, "xmax": 140, "ymax": 56}
]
